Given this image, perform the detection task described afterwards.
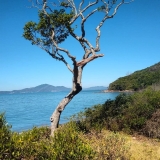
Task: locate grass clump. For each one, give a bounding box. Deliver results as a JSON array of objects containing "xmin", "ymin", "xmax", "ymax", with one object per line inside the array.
[
  {"xmin": 88, "ymin": 131, "xmax": 131, "ymax": 160},
  {"xmin": 52, "ymin": 121, "xmax": 95, "ymax": 160}
]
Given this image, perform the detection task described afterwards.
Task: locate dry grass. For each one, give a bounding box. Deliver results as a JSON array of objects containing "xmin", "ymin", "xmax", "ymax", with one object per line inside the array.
[
  {"xmin": 129, "ymin": 134, "xmax": 160, "ymax": 160},
  {"xmin": 83, "ymin": 130, "xmax": 160, "ymax": 160}
]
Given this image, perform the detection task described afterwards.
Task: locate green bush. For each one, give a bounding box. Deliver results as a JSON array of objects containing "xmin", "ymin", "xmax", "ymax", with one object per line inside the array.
[
  {"xmin": 76, "ymin": 88, "xmax": 160, "ymax": 137},
  {"xmin": 0, "ymin": 113, "xmax": 14, "ymax": 159},
  {"xmin": 12, "ymin": 126, "xmax": 53, "ymax": 159},
  {"xmin": 52, "ymin": 121, "xmax": 95, "ymax": 160},
  {"xmin": 0, "ymin": 113, "xmax": 95, "ymax": 160}
]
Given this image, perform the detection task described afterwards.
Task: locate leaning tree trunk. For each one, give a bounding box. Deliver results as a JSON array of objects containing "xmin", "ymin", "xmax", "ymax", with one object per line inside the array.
[{"xmin": 50, "ymin": 66, "xmax": 82, "ymax": 136}]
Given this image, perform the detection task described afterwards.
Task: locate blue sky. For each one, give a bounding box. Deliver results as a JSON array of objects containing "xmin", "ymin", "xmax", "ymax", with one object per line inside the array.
[{"xmin": 0, "ymin": 0, "xmax": 160, "ymax": 91}]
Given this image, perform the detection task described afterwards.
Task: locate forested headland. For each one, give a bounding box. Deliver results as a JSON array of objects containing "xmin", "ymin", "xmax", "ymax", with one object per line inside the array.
[{"xmin": 108, "ymin": 62, "xmax": 160, "ymax": 91}]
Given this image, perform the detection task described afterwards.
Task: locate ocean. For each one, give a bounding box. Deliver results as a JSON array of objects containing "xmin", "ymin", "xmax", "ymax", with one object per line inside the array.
[{"xmin": 0, "ymin": 90, "xmax": 120, "ymax": 132}]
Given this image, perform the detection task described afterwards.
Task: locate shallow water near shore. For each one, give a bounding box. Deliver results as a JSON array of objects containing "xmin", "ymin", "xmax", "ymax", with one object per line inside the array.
[{"xmin": 0, "ymin": 90, "xmax": 119, "ymax": 132}]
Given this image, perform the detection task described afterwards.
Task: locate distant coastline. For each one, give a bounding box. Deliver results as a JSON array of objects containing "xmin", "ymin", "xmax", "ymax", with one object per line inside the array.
[
  {"xmin": 103, "ymin": 90, "xmax": 134, "ymax": 93},
  {"xmin": 0, "ymin": 84, "xmax": 107, "ymax": 94}
]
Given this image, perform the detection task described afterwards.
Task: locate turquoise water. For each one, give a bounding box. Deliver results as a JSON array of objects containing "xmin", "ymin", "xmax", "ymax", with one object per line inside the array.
[{"xmin": 0, "ymin": 90, "xmax": 119, "ymax": 132}]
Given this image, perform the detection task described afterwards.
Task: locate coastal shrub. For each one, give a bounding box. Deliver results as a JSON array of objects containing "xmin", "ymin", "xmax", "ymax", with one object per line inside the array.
[
  {"xmin": 76, "ymin": 93, "xmax": 132, "ymax": 132},
  {"xmin": 52, "ymin": 121, "xmax": 95, "ymax": 160},
  {"xmin": 0, "ymin": 113, "xmax": 95, "ymax": 160},
  {"xmin": 77, "ymin": 88, "xmax": 160, "ymax": 137},
  {"xmin": 143, "ymin": 109, "xmax": 160, "ymax": 138},
  {"xmin": 0, "ymin": 113, "xmax": 14, "ymax": 159},
  {"xmin": 17, "ymin": 123, "xmax": 95, "ymax": 160},
  {"xmin": 12, "ymin": 126, "xmax": 53, "ymax": 159}
]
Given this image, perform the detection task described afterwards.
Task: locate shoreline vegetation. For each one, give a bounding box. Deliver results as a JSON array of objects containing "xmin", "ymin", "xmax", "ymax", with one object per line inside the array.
[
  {"xmin": 1, "ymin": 87, "xmax": 160, "ymax": 159},
  {"xmin": 1, "ymin": 62, "xmax": 160, "ymax": 159}
]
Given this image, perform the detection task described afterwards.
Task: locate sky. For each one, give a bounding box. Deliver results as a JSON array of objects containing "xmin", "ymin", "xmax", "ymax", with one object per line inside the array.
[{"xmin": 0, "ymin": 0, "xmax": 160, "ymax": 91}]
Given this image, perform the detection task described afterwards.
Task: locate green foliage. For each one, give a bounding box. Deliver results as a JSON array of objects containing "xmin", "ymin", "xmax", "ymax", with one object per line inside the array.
[
  {"xmin": 23, "ymin": 9, "xmax": 74, "ymax": 47},
  {"xmin": 52, "ymin": 121, "xmax": 95, "ymax": 160},
  {"xmin": 60, "ymin": 2, "xmax": 70, "ymax": 8},
  {"xmin": 109, "ymin": 62, "xmax": 160, "ymax": 91},
  {"xmin": 12, "ymin": 126, "xmax": 52, "ymax": 159},
  {"xmin": 0, "ymin": 113, "xmax": 95, "ymax": 159},
  {"xmin": 76, "ymin": 88, "xmax": 160, "ymax": 138},
  {"xmin": 0, "ymin": 113, "xmax": 14, "ymax": 159}
]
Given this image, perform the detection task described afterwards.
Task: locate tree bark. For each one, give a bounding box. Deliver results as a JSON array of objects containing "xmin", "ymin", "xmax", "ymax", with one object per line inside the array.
[{"xmin": 50, "ymin": 65, "xmax": 82, "ymax": 136}]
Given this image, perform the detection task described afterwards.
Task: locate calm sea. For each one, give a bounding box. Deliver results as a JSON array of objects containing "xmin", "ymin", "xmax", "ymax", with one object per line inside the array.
[{"xmin": 0, "ymin": 90, "xmax": 119, "ymax": 132}]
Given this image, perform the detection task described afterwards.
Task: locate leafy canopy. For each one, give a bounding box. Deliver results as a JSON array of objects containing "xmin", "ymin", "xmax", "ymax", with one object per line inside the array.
[{"xmin": 23, "ymin": 9, "xmax": 74, "ymax": 48}]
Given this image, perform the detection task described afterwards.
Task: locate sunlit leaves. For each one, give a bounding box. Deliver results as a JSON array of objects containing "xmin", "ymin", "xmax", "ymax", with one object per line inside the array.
[
  {"xmin": 23, "ymin": 21, "xmax": 37, "ymax": 41},
  {"xmin": 23, "ymin": 8, "xmax": 74, "ymax": 48},
  {"xmin": 97, "ymin": 5, "xmax": 106, "ymax": 11},
  {"xmin": 60, "ymin": 2, "xmax": 70, "ymax": 8},
  {"xmin": 97, "ymin": 0, "xmax": 118, "ymax": 12}
]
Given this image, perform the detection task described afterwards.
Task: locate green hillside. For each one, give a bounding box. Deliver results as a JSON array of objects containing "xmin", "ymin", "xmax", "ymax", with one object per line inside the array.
[{"xmin": 108, "ymin": 62, "xmax": 160, "ymax": 91}]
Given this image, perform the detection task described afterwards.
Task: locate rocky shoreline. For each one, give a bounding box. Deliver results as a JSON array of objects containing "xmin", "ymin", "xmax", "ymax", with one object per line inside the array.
[{"xmin": 103, "ymin": 90, "xmax": 134, "ymax": 93}]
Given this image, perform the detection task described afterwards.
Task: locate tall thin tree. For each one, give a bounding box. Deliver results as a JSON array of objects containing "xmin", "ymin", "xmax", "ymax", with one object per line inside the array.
[{"xmin": 23, "ymin": 0, "xmax": 133, "ymax": 136}]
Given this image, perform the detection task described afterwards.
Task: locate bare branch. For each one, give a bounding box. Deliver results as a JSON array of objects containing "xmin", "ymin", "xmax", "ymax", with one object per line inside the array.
[
  {"xmin": 79, "ymin": 0, "xmax": 84, "ymax": 12},
  {"xmin": 42, "ymin": 0, "xmax": 49, "ymax": 16},
  {"xmin": 80, "ymin": 8, "xmax": 98, "ymax": 38},
  {"xmin": 32, "ymin": 38, "xmax": 74, "ymax": 73},
  {"xmin": 50, "ymin": 31, "xmax": 76, "ymax": 62},
  {"xmin": 69, "ymin": 28, "xmax": 96, "ymax": 57},
  {"xmin": 101, "ymin": 0, "xmax": 109, "ymax": 14},
  {"xmin": 108, "ymin": 0, "xmax": 134, "ymax": 18},
  {"xmin": 27, "ymin": 0, "xmax": 41, "ymax": 9},
  {"xmin": 67, "ymin": 27, "xmax": 90, "ymax": 55},
  {"xmin": 94, "ymin": 0, "xmax": 134, "ymax": 52},
  {"xmin": 67, "ymin": 0, "xmax": 77, "ymax": 14},
  {"xmin": 82, "ymin": 37, "xmax": 96, "ymax": 55},
  {"xmin": 56, "ymin": 52, "xmax": 73, "ymax": 73},
  {"xmin": 77, "ymin": 54, "xmax": 104, "ymax": 67},
  {"xmin": 70, "ymin": 0, "xmax": 98, "ymax": 24},
  {"xmin": 81, "ymin": 0, "xmax": 98, "ymax": 15},
  {"xmin": 124, "ymin": 0, "xmax": 134, "ymax": 4},
  {"xmin": 108, "ymin": 0, "xmax": 124, "ymax": 18}
]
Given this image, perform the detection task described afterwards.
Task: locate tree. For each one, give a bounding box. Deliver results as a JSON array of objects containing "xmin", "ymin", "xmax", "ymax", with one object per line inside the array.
[{"xmin": 23, "ymin": 0, "xmax": 133, "ymax": 136}]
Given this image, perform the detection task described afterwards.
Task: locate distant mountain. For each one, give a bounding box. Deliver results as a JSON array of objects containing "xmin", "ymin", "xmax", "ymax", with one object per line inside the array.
[
  {"xmin": 108, "ymin": 62, "xmax": 160, "ymax": 91},
  {"xmin": 0, "ymin": 84, "xmax": 71, "ymax": 94},
  {"xmin": 0, "ymin": 84, "xmax": 108, "ymax": 94},
  {"xmin": 84, "ymin": 86, "xmax": 107, "ymax": 90}
]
